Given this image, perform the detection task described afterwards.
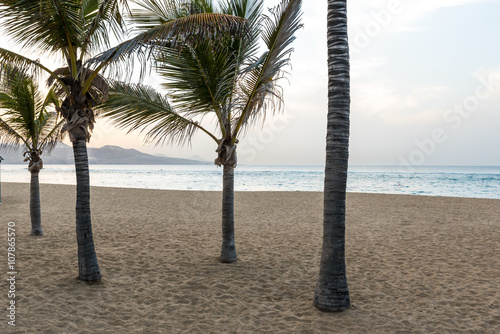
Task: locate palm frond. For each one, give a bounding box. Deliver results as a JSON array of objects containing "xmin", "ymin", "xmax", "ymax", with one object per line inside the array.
[
  {"xmin": 38, "ymin": 87, "xmax": 64, "ymax": 147},
  {"xmin": 131, "ymin": 0, "xmax": 188, "ymax": 31},
  {"xmin": 0, "ymin": 0, "xmax": 84, "ymax": 56},
  {"xmin": 0, "ymin": 48, "xmax": 70, "ymax": 95},
  {"xmin": 155, "ymin": 41, "xmax": 236, "ymax": 129},
  {"xmin": 0, "ymin": 117, "xmax": 28, "ymax": 151},
  {"xmin": 0, "ymin": 68, "xmax": 38, "ymax": 143},
  {"xmin": 131, "ymin": 0, "xmax": 216, "ymax": 32},
  {"xmin": 152, "ymin": 1, "xmax": 262, "ymax": 137},
  {"xmin": 81, "ymin": 0, "xmax": 130, "ymax": 57},
  {"xmin": 0, "ymin": 63, "xmax": 64, "ymax": 153},
  {"xmin": 0, "ymin": 66, "xmax": 36, "ymax": 151},
  {"xmin": 97, "ymin": 81, "xmax": 217, "ymax": 146},
  {"xmin": 85, "ymin": 12, "xmax": 247, "ymax": 80},
  {"xmin": 232, "ymin": 0, "xmax": 302, "ymax": 140},
  {"xmin": 39, "ymin": 117, "xmax": 66, "ymax": 154},
  {"xmin": 217, "ymin": 0, "xmax": 263, "ymax": 129},
  {"xmin": 189, "ymin": 0, "xmax": 215, "ymax": 15},
  {"xmin": 42, "ymin": 88, "xmax": 61, "ymax": 109}
]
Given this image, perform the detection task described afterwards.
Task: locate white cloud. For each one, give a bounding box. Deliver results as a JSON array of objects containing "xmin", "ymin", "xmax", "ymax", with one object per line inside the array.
[
  {"xmin": 352, "ymin": 80, "xmax": 451, "ymax": 124},
  {"xmin": 378, "ymin": 108, "xmax": 444, "ymax": 125},
  {"xmin": 348, "ymin": 0, "xmax": 494, "ymax": 38},
  {"xmin": 394, "ymin": 0, "xmax": 495, "ymax": 31},
  {"xmin": 412, "ymin": 85, "xmax": 453, "ymax": 99}
]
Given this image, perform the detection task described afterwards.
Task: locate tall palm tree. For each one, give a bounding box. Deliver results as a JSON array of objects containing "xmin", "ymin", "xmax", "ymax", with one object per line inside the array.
[
  {"xmin": 0, "ymin": 0, "xmax": 246, "ymax": 281},
  {"xmin": 97, "ymin": 0, "xmax": 302, "ymax": 263},
  {"xmin": 313, "ymin": 0, "xmax": 351, "ymax": 312},
  {"xmin": 0, "ymin": 65, "xmax": 65, "ymax": 236}
]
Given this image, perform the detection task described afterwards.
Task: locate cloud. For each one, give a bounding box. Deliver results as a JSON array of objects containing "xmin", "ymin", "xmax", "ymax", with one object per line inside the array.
[
  {"xmin": 351, "ymin": 80, "xmax": 452, "ymax": 124},
  {"xmin": 348, "ymin": 0, "xmax": 494, "ymax": 39},
  {"xmin": 394, "ymin": 0, "xmax": 495, "ymax": 31}
]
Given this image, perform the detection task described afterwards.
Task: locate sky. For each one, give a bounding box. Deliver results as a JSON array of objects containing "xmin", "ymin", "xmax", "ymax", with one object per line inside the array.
[{"xmin": 2, "ymin": 0, "xmax": 500, "ymax": 166}]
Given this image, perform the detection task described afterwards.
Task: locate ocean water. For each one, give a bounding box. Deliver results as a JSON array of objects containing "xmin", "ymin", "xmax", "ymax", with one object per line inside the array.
[{"xmin": 1, "ymin": 164, "xmax": 499, "ymax": 199}]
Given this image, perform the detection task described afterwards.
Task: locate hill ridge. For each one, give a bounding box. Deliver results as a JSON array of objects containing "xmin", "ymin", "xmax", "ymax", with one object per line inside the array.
[{"xmin": 0, "ymin": 143, "xmax": 210, "ymax": 165}]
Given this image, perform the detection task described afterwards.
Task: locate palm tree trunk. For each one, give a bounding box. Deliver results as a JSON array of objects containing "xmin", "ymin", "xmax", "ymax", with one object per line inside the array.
[
  {"xmin": 313, "ymin": 0, "xmax": 351, "ymax": 312},
  {"xmin": 220, "ymin": 164, "xmax": 237, "ymax": 263},
  {"xmin": 73, "ymin": 139, "xmax": 101, "ymax": 281},
  {"xmin": 29, "ymin": 171, "xmax": 43, "ymax": 236}
]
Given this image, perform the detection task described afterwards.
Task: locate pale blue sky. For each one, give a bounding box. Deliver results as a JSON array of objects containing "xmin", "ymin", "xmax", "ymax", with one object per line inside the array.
[
  {"xmin": 346, "ymin": 0, "xmax": 500, "ymax": 167},
  {"xmin": 2, "ymin": 0, "xmax": 499, "ymax": 166}
]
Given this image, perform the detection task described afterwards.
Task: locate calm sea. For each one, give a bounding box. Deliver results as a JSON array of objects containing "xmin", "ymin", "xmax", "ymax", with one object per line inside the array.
[{"xmin": 1, "ymin": 164, "xmax": 499, "ymax": 199}]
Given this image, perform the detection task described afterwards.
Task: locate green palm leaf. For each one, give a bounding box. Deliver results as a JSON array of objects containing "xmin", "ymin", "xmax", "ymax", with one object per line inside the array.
[
  {"xmin": 0, "ymin": 68, "xmax": 39, "ymax": 144},
  {"xmin": 97, "ymin": 81, "xmax": 217, "ymax": 145},
  {"xmin": 0, "ymin": 48, "xmax": 70, "ymax": 94},
  {"xmin": 96, "ymin": 0, "xmax": 301, "ymax": 150},
  {"xmin": 0, "ymin": 0, "xmax": 84, "ymax": 55},
  {"xmin": 81, "ymin": 0, "xmax": 130, "ymax": 57},
  {"xmin": 232, "ymin": 0, "xmax": 302, "ymax": 140},
  {"xmin": 155, "ymin": 41, "xmax": 237, "ymax": 132},
  {"xmin": 38, "ymin": 116, "xmax": 66, "ymax": 154},
  {"xmin": 131, "ymin": 0, "xmax": 200, "ymax": 30},
  {"xmin": 153, "ymin": 0, "xmax": 262, "ymax": 137},
  {"xmin": 86, "ymin": 11, "xmax": 247, "ymax": 80},
  {"xmin": 0, "ymin": 116, "xmax": 28, "ymax": 150},
  {"xmin": 0, "ymin": 64, "xmax": 65, "ymax": 153}
]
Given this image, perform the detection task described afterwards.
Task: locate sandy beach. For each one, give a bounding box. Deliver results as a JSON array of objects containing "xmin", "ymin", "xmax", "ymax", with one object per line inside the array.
[{"xmin": 1, "ymin": 182, "xmax": 499, "ymax": 333}]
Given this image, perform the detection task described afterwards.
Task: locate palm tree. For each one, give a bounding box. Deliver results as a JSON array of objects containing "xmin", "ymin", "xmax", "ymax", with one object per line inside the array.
[
  {"xmin": 312, "ymin": 0, "xmax": 351, "ymax": 312},
  {"xmin": 0, "ymin": 65, "xmax": 65, "ymax": 236},
  {"xmin": 97, "ymin": 0, "xmax": 303, "ymax": 263},
  {"xmin": 0, "ymin": 0, "xmax": 131, "ymax": 282},
  {"xmin": 0, "ymin": 0, "xmax": 246, "ymax": 281}
]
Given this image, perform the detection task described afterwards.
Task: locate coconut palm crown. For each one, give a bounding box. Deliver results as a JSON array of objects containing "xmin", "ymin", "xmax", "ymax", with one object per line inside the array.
[
  {"xmin": 97, "ymin": 0, "xmax": 303, "ymax": 263},
  {"xmin": 0, "ymin": 64, "xmax": 65, "ymax": 236}
]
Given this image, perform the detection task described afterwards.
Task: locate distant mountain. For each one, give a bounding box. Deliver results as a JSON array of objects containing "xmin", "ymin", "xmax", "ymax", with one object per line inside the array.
[
  {"xmin": 189, "ymin": 155, "xmax": 210, "ymax": 162},
  {"xmin": 0, "ymin": 143, "xmax": 210, "ymax": 165}
]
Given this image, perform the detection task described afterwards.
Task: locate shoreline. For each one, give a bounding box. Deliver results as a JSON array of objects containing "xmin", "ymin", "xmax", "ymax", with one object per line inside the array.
[
  {"xmin": 1, "ymin": 182, "xmax": 499, "ymax": 333},
  {"xmin": 3, "ymin": 181, "xmax": 500, "ymax": 201},
  {"xmin": 2, "ymin": 164, "xmax": 499, "ymax": 199}
]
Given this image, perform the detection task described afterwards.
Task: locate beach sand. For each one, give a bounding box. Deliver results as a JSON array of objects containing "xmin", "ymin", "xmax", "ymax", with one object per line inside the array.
[{"xmin": 1, "ymin": 182, "xmax": 499, "ymax": 333}]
